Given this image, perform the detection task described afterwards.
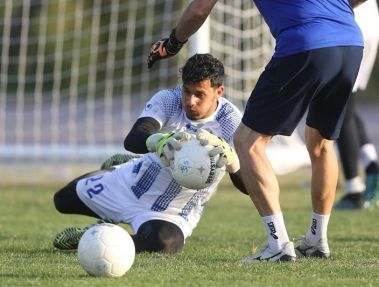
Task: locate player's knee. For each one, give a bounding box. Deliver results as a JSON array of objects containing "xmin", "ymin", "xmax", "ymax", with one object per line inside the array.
[
  {"xmin": 305, "ymin": 128, "xmax": 335, "ymax": 160},
  {"xmin": 156, "ymin": 224, "xmax": 184, "ymax": 253},
  {"xmin": 134, "ymin": 220, "xmax": 184, "ymax": 253},
  {"xmin": 53, "ymin": 190, "xmax": 68, "ymax": 213},
  {"xmin": 53, "ymin": 184, "xmax": 76, "ymax": 214}
]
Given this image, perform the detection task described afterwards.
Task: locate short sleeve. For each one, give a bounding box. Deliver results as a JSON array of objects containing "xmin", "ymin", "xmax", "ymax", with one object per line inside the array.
[{"xmin": 138, "ymin": 86, "xmax": 182, "ymax": 127}]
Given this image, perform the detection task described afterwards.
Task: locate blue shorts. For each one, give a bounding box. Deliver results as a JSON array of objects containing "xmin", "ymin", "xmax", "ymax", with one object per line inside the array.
[{"xmin": 242, "ymin": 46, "xmax": 363, "ymax": 140}]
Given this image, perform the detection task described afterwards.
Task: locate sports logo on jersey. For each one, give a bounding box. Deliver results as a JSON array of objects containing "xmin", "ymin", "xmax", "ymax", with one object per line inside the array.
[
  {"xmin": 145, "ymin": 103, "xmax": 153, "ymax": 111},
  {"xmin": 185, "ymin": 123, "xmax": 204, "ymax": 133},
  {"xmin": 145, "ymin": 103, "xmax": 159, "ymax": 113}
]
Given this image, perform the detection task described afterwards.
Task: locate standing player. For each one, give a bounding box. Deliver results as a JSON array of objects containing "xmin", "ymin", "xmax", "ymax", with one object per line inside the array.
[
  {"xmin": 147, "ymin": 0, "xmax": 364, "ymax": 262},
  {"xmin": 53, "ymin": 53, "xmax": 244, "ymax": 253},
  {"xmin": 334, "ymin": 0, "xmax": 379, "ymax": 209}
]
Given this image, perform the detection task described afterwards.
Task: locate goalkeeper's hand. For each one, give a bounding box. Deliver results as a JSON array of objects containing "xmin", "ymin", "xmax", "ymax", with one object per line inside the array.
[
  {"xmin": 147, "ymin": 29, "xmax": 187, "ymax": 69},
  {"xmin": 146, "ymin": 131, "xmax": 194, "ymax": 166},
  {"xmin": 100, "ymin": 153, "xmax": 141, "ymax": 169},
  {"xmin": 196, "ymin": 129, "xmax": 240, "ymax": 174}
]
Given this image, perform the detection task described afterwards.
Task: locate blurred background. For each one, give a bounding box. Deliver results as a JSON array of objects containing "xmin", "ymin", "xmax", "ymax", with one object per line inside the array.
[{"xmin": 0, "ymin": 0, "xmax": 378, "ymax": 184}]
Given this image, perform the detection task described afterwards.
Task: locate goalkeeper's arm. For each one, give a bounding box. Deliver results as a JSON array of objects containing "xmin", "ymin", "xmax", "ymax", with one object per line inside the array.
[
  {"xmin": 124, "ymin": 117, "xmax": 161, "ymax": 154},
  {"xmin": 229, "ymin": 170, "xmax": 248, "ymax": 195},
  {"xmin": 100, "ymin": 117, "xmax": 160, "ymax": 169}
]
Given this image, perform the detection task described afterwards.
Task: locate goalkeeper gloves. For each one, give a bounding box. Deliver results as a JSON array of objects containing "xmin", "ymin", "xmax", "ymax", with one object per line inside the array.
[
  {"xmin": 146, "ymin": 132, "xmax": 194, "ymax": 166},
  {"xmin": 147, "ymin": 29, "xmax": 187, "ymax": 69},
  {"xmin": 100, "ymin": 153, "xmax": 141, "ymax": 170},
  {"xmin": 196, "ymin": 129, "xmax": 240, "ymax": 174}
]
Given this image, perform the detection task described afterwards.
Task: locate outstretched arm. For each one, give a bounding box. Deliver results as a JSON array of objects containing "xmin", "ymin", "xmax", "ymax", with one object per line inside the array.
[
  {"xmin": 147, "ymin": 0, "xmax": 218, "ymax": 68},
  {"xmin": 174, "ymin": 0, "xmax": 218, "ymax": 42}
]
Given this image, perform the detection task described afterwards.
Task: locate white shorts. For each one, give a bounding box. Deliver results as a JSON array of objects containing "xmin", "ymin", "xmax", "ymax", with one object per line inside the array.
[{"xmin": 75, "ymin": 165, "xmax": 193, "ymax": 238}]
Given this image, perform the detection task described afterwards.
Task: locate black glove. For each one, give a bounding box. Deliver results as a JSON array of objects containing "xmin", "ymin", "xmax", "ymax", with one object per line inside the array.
[{"xmin": 147, "ymin": 29, "xmax": 187, "ymax": 69}]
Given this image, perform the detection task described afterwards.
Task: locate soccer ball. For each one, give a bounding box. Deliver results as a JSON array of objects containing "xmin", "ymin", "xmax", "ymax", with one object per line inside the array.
[
  {"xmin": 77, "ymin": 223, "xmax": 135, "ymax": 278},
  {"xmin": 170, "ymin": 139, "xmax": 225, "ymax": 189}
]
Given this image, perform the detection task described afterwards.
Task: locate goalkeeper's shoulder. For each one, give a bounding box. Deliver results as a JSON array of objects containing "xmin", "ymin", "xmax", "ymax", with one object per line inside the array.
[
  {"xmin": 152, "ymin": 85, "xmax": 182, "ymax": 101},
  {"xmin": 215, "ymin": 98, "xmax": 242, "ymax": 143},
  {"xmin": 217, "ymin": 98, "xmax": 243, "ymax": 120},
  {"xmin": 146, "ymin": 86, "xmax": 182, "ymax": 117}
]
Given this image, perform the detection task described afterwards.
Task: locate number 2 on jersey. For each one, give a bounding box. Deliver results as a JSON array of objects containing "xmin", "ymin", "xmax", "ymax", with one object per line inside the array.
[{"xmin": 85, "ymin": 175, "xmax": 104, "ymax": 199}]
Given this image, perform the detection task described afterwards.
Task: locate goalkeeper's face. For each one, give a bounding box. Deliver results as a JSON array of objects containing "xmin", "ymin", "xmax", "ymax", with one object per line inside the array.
[{"xmin": 181, "ymin": 79, "xmax": 223, "ymax": 120}]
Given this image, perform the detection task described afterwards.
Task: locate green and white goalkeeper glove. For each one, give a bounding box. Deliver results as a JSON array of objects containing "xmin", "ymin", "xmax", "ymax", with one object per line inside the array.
[
  {"xmin": 146, "ymin": 132, "xmax": 194, "ymax": 166},
  {"xmin": 196, "ymin": 129, "xmax": 240, "ymax": 174}
]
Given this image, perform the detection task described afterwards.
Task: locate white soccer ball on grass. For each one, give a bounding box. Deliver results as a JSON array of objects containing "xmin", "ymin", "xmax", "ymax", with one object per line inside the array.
[
  {"xmin": 77, "ymin": 223, "xmax": 135, "ymax": 278},
  {"xmin": 170, "ymin": 138, "xmax": 225, "ymax": 189}
]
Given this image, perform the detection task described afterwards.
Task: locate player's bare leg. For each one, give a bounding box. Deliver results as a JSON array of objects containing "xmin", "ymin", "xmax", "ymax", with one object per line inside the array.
[
  {"xmin": 306, "ymin": 127, "xmax": 338, "ymax": 214},
  {"xmin": 296, "ymin": 126, "xmax": 336, "ymax": 258},
  {"xmin": 234, "ymin": 123, "xmax": 280, "ymax": 215},
  {"xmin": 234, "ymin": 123, "xmax": 295, "ymax": 263}
]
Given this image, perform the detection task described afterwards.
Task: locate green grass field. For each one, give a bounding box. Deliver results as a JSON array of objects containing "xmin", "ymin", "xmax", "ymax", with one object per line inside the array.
[{"xmin": 1, "ymin": 171, "xmax": 379, "ymax": 287}]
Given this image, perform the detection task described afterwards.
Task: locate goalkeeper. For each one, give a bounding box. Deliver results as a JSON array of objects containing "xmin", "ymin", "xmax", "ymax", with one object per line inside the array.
[{"xmin": 53, "ymin": 53, "xmax": 246, "ymax": 254}]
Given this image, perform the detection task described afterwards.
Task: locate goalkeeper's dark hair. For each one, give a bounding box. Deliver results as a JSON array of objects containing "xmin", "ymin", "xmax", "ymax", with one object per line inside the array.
[{"xmin": 181, "ymin": 53, "xmax": 224, "ymax": 88}]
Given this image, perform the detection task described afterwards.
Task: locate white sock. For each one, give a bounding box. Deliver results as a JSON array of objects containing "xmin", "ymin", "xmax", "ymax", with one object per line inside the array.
[
  {"xmin": 345, "ymin": 176, "xmax": 365, "ymax": 194},
  {"xmin": 262, "ymin": 212, "xmax": 290, "ymax": 251},
  {"xmin": 305, "ymin": 212, "xmax": 330, "ymax": 245},
  {"xmin": 360, "ymin": 144, "xmax": 378, "ymax": 168}
]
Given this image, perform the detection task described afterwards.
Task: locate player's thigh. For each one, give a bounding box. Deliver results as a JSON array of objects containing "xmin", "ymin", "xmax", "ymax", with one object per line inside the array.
[
  {"xmin": 242, "ymin": 51, "xmax": 318, "ymax": 136},
  {"xmin": 306, "ymin": 46, "xmax": 363, "ymax": 140},
  {"xmin": 76, "ymin": 165, "xmax": 143, "ymax": 223},
  {"xmin": 54, "ymin": 170, "xmax": 107, "ymax": 217}
]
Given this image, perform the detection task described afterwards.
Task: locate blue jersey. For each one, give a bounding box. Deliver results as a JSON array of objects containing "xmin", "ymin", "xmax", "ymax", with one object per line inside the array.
[{"xmin": 253, "ymin": 0, "xmax": 364, "ymax": 57}]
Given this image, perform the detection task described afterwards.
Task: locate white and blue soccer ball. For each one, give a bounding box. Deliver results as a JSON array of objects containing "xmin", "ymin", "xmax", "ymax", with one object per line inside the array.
[
  {"xmin": 77, "ymin": 223, "xmax": 135, "ymax": 278},
  {"xmin": 170, "ymin": 139, "xmax": 224, "ymax": 190}
]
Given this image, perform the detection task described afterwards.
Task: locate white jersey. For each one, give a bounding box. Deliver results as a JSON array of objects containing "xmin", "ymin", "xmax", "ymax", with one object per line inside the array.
[{"xmin": 76, "ymin": 86, "xmax": 242, "ymax": 238}]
